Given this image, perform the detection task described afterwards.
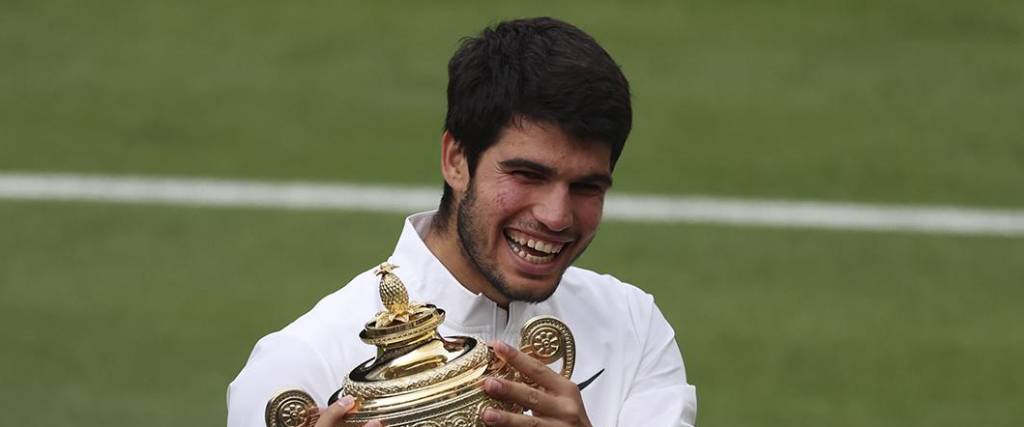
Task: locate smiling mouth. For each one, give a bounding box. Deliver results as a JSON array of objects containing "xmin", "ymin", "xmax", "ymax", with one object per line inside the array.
[{"xmin": 504, "ymin": 229, "xmax": 568, "ymax": 265}]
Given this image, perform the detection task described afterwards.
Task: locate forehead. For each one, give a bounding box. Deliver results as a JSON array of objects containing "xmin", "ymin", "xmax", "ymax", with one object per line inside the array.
[{"xmin": 486, "ymin": 120, "xmax": 612, "ymax": 172}]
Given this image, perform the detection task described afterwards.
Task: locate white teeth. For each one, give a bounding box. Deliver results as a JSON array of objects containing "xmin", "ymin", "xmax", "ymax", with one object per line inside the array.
[
  {"xmin": 535, "ymin": 241, "xmax": 564, "ymax": 254},
  {"xmin": 507, "ymin": 238, "xmax": 555, "ymax": 264},
  {"xmin": 524, "ymin": 253, "xmax": 552, "ymax": 263},
  {"xmin": 506, "ymin": 230, "xmax": 568, "ymax": 258}
]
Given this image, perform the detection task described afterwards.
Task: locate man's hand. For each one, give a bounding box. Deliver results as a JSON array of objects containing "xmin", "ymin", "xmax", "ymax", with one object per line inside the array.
[
  {"xmin": 313, "ymin": 395, "xmax": 382, "ymax": 427},
  {"xmin": 480, "ymin": 341, "xmax": 593, "ymax": 427}
]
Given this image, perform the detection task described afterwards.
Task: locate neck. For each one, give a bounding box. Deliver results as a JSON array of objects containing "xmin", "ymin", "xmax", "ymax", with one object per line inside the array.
[{"xmin": 424, "ymin": 216, "xmax": 511, "ymax": 308}]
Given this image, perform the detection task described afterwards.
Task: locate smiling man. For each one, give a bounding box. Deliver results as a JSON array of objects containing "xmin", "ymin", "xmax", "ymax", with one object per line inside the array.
[
  {"xmin": 228, "ymin": 17, "xmax": 696, "ymax": 427},
  {"xmin": 429, "ymin": 119, "xmax": 612, "ymax": 307}
]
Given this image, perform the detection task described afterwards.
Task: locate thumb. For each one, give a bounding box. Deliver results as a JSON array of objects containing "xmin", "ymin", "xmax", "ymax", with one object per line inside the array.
[{"xmin": 313, "ymin": 395, "xmax": 357, "ymax": 427}]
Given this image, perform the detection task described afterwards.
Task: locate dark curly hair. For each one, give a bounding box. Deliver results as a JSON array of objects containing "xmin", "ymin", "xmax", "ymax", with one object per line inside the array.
[{"xmin": 436, "ymin": 17, "xmax": 632, "ymax": 223}]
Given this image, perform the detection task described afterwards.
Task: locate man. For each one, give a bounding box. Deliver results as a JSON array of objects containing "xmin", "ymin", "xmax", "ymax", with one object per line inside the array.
[{"xmin": 228, "ymin": 17, "xmax": 697, "ymax": 427}]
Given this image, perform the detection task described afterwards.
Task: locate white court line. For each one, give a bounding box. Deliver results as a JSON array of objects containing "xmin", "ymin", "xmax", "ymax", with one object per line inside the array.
[{"xmin": 2, "ymin": 172, "xmax": 1023, "ymax": 237}]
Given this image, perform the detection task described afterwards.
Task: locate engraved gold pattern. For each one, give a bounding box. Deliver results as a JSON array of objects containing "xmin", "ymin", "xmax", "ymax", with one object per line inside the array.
[
  {"xmin": 360, "ymin": 309, "xmax": 443, "ymax": 346},
  {"xmin": 520, "ymin": 316, "xmax": 576, "ymax": 379},
  {"xmin": 341, "ymin": 387, "xmax": 514, "ymax": 427},
  {"xmin": 265, "ymin": 390, "xmax": 318, "ymax": 427}
]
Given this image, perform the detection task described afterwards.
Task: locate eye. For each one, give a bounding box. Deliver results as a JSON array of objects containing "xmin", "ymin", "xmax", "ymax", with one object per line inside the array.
[
  {"xmin": 572, "ymin": 183, "xmax": 607, "ymax": 196},
  {"xmin": 512, "ymin": 170, "xmax": 545, "ymax": 181}
]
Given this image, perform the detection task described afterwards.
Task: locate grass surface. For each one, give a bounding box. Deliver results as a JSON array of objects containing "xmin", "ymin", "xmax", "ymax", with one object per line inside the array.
[
  {"xmin": 589, "ymin": 221, "xmax": 1023, "ymax": 425},
  {"xmin": 2, "ymin": 1, "xmax": 1023, "ymax": 426}
]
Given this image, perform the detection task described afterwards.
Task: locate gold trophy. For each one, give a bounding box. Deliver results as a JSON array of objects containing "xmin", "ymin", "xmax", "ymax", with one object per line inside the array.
[{"xmin": 266, "ymin": 263, "xmax": 575, "ymax": 427}]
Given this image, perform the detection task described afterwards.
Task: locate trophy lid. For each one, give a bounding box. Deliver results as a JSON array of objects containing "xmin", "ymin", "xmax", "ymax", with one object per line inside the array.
[{"xmin": 341, "ymin": 263, "xmax": 492, "ymax": 413}]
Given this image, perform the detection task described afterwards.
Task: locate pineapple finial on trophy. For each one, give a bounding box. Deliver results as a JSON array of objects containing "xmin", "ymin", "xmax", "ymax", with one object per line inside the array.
[
  {"xmin": 372, "ymin": 262, "xmax": 430, "ymax": 327},
  {"xmin": 375, "ymin": 262, "xmax": 408, "ymax": 313}
]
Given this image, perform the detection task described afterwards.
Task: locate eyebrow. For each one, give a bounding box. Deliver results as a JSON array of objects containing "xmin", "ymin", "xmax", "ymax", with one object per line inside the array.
[
  {"xmin": 499, "ymin": 158, "xmax": 555, "ymax": 175},
  {"xmin": 498, "ymin": 158, "xmax": 614, "ymax": 188}
]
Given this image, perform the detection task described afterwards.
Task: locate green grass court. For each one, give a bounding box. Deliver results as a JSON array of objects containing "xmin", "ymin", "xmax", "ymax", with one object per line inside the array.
[{"xmin": 2, "ymin": 1, "xmax": 1022, "ymax": 426}]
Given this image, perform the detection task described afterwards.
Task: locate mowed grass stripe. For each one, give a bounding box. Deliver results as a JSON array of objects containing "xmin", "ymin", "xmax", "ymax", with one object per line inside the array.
[{"xmin": 3, "ymin": 172, "xmax": 1023, "ymax": 237}]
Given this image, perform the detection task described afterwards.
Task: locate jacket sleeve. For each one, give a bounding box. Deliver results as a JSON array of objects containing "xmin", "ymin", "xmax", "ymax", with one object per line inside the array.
[
  {"xmin": 227, "ymin": 333, "xmax": 336, "ymax": 427},
  {"xmin": 618, "ymin": 295, "xmax": 698, "ymax": 426}
]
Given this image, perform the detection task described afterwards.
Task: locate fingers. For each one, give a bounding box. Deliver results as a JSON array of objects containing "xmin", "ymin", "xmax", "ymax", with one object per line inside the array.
[
  {"xmin": 491, "ymin": 341, "xmax": 575, "ymax": 395},
  {"xmin": 481, "ymin": 407, "xmax": 569, "ymax": 427},
  {"xmin": 314, "ymin": 396, "xmax": 356, "ymax": 427},
  {"xmin": 312, "ymin": 396, "xmax": 383, "ymax": 427},
  {"xmin": 483, "ymin": 378, "xmax": 577, "ymax": 419}
]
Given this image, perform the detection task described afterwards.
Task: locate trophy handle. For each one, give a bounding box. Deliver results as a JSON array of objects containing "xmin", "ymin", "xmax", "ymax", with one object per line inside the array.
[
  {"xmin": 519, "ymin": 315, "xmax": 576, "ymax": 380},
  {"xmin": 265, "ymin": 389, "xmax": 319, "ymax": 427}
]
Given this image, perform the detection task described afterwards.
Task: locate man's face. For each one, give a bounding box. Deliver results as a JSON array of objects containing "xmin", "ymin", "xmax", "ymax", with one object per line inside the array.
[{"xmin": 454, "ymin": 120, "xmax": 613, "ymax": 303}]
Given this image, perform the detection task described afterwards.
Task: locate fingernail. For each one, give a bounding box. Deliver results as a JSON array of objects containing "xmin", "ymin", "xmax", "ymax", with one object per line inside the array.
[
  {"xmin": 481, "ymin": 408, "xmax": 500, "ymax": 423},
  {"xmin": 492, "ymin": 340, "xmax": 509, "ymax": 354},
  {"xmin": 365, "ymin": 421, "xmax": 383, "ymax": 427},
  {"xmin": 484, "ymin": 378, "xmax": 503, "ymax": 393},
  {"xmin": 335, "ymin": 395, "xmax": 355, "ymax": 408}
]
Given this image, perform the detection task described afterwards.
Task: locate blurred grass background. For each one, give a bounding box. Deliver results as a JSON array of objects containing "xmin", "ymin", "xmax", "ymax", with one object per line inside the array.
[{"xmin": 1, "ymin": 0, "xmax": 1022, "ymax": 426}]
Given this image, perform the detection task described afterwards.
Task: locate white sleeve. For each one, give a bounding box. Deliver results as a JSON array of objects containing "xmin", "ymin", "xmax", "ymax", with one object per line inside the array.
[
  {"xmin": 227, "ymin": 333, "xmax": 337, "ymax": 427},
  {"xmin": 617, "ymin": 296, "xmax": 698, "ymax": 426}
]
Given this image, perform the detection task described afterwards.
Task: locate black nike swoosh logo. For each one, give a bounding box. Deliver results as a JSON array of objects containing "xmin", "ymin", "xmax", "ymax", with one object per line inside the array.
[{"xmin": 576, "ymin": 369, "xmax": 604, "ymax": 391}]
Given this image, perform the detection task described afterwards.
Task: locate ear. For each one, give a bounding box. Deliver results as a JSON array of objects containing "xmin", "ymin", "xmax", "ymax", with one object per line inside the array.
[{"xmin": 440, "ymin": 130, "xmax": 470, "ymax": 193}]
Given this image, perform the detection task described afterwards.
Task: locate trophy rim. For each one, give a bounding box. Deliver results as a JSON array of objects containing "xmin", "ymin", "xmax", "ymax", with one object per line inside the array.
[{"xmin": 343, "ymin": 335, "xmax": 491, "ymax": 399}]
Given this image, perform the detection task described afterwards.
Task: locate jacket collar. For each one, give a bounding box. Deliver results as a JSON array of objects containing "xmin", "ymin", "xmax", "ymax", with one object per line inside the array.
[{"xmin": 386, "ymin": 211, "xmax": 505, "ymax": 334}]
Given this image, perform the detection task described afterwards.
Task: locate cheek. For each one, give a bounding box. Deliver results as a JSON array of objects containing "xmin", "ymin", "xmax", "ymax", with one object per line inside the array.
[
  {"xmin": 492, "ymin": 183, "xmax": 531, "ymax": 214},
  {"xmin": 574, "ymin": 197, "xmax": 605, "ymax": 233}
]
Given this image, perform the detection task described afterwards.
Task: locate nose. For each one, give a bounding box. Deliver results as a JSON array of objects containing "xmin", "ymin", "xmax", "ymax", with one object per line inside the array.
[{"xmin": 533, "ymin": 184, "xmax": 574, "ymax": 232}]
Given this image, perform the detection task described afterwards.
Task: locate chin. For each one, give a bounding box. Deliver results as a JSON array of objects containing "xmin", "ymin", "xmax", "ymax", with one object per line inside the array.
[{"xmin": 496, "ymin": 273, "xmax": 562, "ymax": 303}]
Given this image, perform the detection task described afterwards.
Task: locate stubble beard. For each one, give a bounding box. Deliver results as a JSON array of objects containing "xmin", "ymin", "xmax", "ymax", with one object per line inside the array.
[{"xmin": 455, "ymin": 181, "xmax": 560, "ymax": 304}]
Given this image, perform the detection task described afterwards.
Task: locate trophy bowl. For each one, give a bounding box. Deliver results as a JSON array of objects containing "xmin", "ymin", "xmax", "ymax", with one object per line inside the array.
[{"xmin": 265, "ymin": 263, "xmax": 575, "ymax": 427}]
